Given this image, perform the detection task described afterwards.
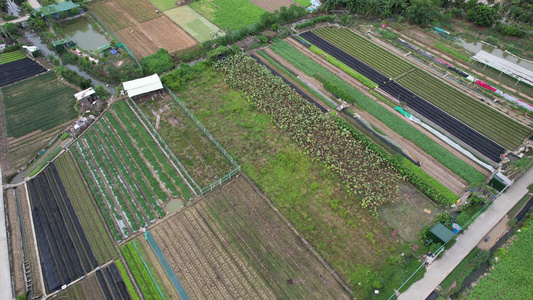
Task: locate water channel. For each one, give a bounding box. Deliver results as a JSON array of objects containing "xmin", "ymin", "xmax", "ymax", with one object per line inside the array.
[
  {"xmin": 456, "ymin": 37, "xmax": 533, "ymax": 72},
  {"xmin": 24, "ymin": 30, "xmax": 116, "ymax": 94}
]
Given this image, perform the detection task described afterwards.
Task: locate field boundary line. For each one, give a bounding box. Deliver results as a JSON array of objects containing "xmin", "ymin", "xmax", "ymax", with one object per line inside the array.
[
  {"xmin": 239, "ymin": 172, "xmax": 354, "ymax": 297},
  {"xmin": 132, "ymin": 240, "xmax": 165, "ymax": 300}
]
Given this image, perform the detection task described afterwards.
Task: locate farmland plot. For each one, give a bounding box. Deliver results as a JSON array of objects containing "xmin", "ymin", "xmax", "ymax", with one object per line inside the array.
[
  {"xmin": 249, "ymin": 0, "xmax": 295, "ymax": 13},
  {"xmin": 48, "ymin": 262, "xmax": 137, "ymax": 300},
  {"xmin": 152, "ymin": 176, "xmax": 350, "ymax": 299},
  {"xmin": 55, "ymin": 153, "xmax": 118, "ymax": 263},
  {"xmin": 165, "ymin": 5, "xmax": 221, "ymax": 42},
  {"xmin": 0, "ymin": 51, "xmax": 26, "ymax": 65},
  {"xmin": 1, "ymin": 71, "xmax": 77, "ymax": 138},
  {"xmin": 132, "ymin": 93, "xmax": 238, "ymax": 193},
  {"xmin": 190, "ymin": 0, "xmax": 266, "ymax": 30},
  {"xmin": 0, "ymin": 58, "xmax": 46, "ymax": 87},
  {"xmin": 90, "ymin": 0, "xmax": 196, "ymax": 58},
  {"xmin": 28, "ymin": 164, "xmax": 98, "ymax": 293},
  {"xmin": 4, "ymin": 188, "xmax": 26, "ymax": 297},
  {"xmin": 311, "ymin": 27, "xmax": 532, "ymax": 151},
  {"xmin": 71, "ymin": 104, "xmax": 191, "ymax": 239}
]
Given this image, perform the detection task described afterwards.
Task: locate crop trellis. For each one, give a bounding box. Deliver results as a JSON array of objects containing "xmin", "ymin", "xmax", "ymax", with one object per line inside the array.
[{"xmin": 127, "ymin": 89, "xmax": 240, "ymax": 196}]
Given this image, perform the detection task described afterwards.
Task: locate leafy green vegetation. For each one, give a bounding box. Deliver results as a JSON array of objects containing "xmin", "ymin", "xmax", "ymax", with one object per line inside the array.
[
  {"xmin": 270, "ymin": 41, "xmax": 485, "ymax": 185},
  {"xmin": 433, "ymin": 42, "xmax": 470, "ymax": 62},
  {"xmin": 116, "ymin": 260, "xmax": 141, "ymax": 300},
  {"xmin": 440, "ymin": 248, "xmax": 480, "ymax": 290},
  {"xmin": 190, "ymin": 0, "xmax": 266, "ymax": 30},
  {"xmin": 467, "ymin": 219, "xmax": 533, "ymax": 299},
  {"xmin": 27, "ymin": 148, "xmax": 62, "ymax": 177},
  {"xmin": 0, "ymin": 51, "xmax": 25, "ymax": 64},
  {"xmin": 147, "ymin": 0, "xmax": 176, "ymax": 10},
  {"xmin": 2, "ymin": 72, "xmax": 78, "ymax": 138},
  {"xmin": 140, "ymin": 48, "xmax": 174, "ymax": 75}
]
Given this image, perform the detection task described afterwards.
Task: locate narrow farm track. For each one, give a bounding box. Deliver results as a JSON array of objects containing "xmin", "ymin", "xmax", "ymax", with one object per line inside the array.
[
  {"xmin": 264, "ymin": 44, "xmax": 478, "ymax": 194},
  {"xmin": 283, "ymin": 38, "xmax": 491, "ymax": 176}
]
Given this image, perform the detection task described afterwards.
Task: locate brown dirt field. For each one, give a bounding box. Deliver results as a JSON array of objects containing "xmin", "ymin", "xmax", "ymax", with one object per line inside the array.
[
  {"xmin": 17, "ymin": 183, "xmax": 43, "ymax": 296},
  {"xmin": 264, "ymin": 44, "xmax": 478, "ymax": 195},
  {"xmin": 49, "ymin": 269, "xmax": 104, "ymax": 300},
  {"xmin": 117, "ymin": 16, "xmax": 197, "ymax": 58},
  {"xmin": 249, "ymin": 0, "xmax": 294, "ymax": 13},
  {"xmin": 477, "ymin": 216, "xmax": 510, "ymax": 250},
  {"xmin": 151, "ymin": 175, "xmax": 351, "ymax": 299},
  {"xmin": 284, "ymin": 38, "xmax": 492, "ymax": 176},
  {"xmin": 5, "ymin": 188, "xmax": 26, "ymax": 297},
  {"xmin": 137, "ymin": 238, "xmax": 179, "ymax": 299}
]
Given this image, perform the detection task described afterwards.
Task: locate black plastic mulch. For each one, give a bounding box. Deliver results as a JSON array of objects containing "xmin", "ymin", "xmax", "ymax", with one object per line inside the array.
[{"xmin": 0, "ymin": 58, "xmax": 46, "ymax": 87}]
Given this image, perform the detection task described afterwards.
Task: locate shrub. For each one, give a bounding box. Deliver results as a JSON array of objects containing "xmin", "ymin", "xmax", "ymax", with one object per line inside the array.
[
  {"xmin": 55, "ymin": 66, "xmax": 92, "ymax": 89},
  {"xmin": 471, "ymin": 250, "xmax": 490, "ymax": 267},
  {"xmin": 141, "ymin": 48, "xmax": 174, "ymax": 75}
]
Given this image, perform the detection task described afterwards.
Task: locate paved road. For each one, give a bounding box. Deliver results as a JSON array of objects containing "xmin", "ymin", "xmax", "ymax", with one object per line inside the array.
[
  {"xmin": 399, "ymin": 167, "xmax": 533, "ymax": 300},
  {"xmin": 0, "ymin": 15, "xmax": 29, "ymax": 26},
  {"xmin": 0, "ymin": 166, "xmax": 14, "ymax": 300},
  {"xmin": 27, "ymin": 0, "xmax": 41, "ymax": 9}
]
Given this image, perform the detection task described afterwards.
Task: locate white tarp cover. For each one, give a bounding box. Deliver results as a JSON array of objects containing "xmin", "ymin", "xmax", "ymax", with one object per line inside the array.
[
  {"xmin": 123, "ymin": 74, "xmax": 163, "ymax": 97},
  {"xmin": 74, "ymin": 87, "xmax": 95, "ymax": 101},
  {"xmin": 472, "ymin": 51, "xmax": 533, "ymax": 86}
]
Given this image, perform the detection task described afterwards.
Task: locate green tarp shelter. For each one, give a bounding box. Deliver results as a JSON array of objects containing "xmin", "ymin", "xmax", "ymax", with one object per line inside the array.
[
  {"xmin": 428, "ymin": 222, "xmax": 455, "ymax": 244},
  {"xmin": 37, "ymin": 1, "xmax": 80, "ymax": 17}
]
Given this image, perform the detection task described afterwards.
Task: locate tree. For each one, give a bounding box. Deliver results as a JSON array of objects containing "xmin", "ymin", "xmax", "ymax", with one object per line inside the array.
[
  {"xmin": 140, "ymin": 48, "xmax": 174, "ymax": 75},
  {"xmin": 467, "ymin": 4, "xmax": 496, "ymax": 27},
  {"xmin": 2, "ymin": 22, "xmax": 19, "ymax": 39},
  {"xmin": 405, "ymin": 0, "xmax": 441, "ymax": 25}
]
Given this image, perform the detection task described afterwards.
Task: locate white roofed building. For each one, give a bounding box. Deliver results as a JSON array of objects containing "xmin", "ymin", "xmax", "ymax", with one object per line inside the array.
[{"xmin": 122, "ymin": 74, "xmax": 163, "ymax": 98}]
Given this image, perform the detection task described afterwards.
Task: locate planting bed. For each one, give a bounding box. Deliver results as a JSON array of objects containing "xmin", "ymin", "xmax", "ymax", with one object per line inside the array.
[
  {"xmin": 49, "ymin": 262, "xmax": 135, "ymax": 300},
  {"xmin": 0, "ymin": 58, "xmax": 46, "ymax": 87},
  {"xmin": 28, "ymin": 164, "xmax": 98, "ymax": 293},
  {"xmin": 0, "ymin": 51, "xmax": 26, "ymax": 65},
  {"xmin": 309, "ymin": 27, "xmax": 532, "ymax": 151},
  {"xmin": 190, "ymin": 0, "xmax": 266, "ymax": 30},
  {"xmin": 133, "ymin": 93, "xmax": 238, "ymax": 193},
  {"xmin": 55, "ymin": 153, "xmax": 118, "ymax": 264},
  {"xmin": 165, "ymin": 6, "xmax": 221, "ymax": 43},
  {"xmin": 249, "ymin": 0, "xmax": 295, "ymax": 13},
  {"xmin": 71, "ymin": 103, "xmax": 191, "ymax": 238},
  {"xmin": 151, "ymin": 176, "xmax": 350, "ymax": 299},
  {"xmin": 121, "ymin": 239, "xmax": 171, "ymax": 300},
  {"xmin": 1, "ymin": 71, "xmax": 77, "ymax": 138},
  {"xmin": 4, "ymin": 188, "xmax": 26, "ymax": 297}
]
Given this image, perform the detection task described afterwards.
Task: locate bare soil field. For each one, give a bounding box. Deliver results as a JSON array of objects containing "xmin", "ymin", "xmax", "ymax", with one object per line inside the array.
[
  {"xmin": 151, "ymin": 175, "xmax": 350, "ymax": 299},
  {"xmin": 117, "ymin": 16, "xmax": 197, "ymax": 58},
  {"xmin": 5, "ymin": 188, "xmax": 26, "ymax": 297},
  {"xmin": 249, "ymin": 0, "xmax": 295, "ymax": 13},
  {"xmin": 89, "ymin": 0, "xmax": 158, "ymax": 32}
]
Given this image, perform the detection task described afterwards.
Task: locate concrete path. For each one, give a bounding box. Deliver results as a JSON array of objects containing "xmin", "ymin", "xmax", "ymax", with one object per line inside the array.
[
  {"xmin": 399, "ymin": 167, "xmax": 533, "ymax": 300},
  {"xmin": 0, "ymin": 166, "xmax": 14, "ymax": 300},
  {"xmin": 0, "ymin": 15, "xmax": 29, "ymax": 26}
]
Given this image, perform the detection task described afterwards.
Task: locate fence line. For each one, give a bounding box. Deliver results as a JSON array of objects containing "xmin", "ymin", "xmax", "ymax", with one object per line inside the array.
[{"xmin": 132, "ymin": 240, "xmax": 165, "ymax": 300}]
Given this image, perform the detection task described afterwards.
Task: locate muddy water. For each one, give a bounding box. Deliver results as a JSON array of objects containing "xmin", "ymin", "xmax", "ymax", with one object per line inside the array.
[
  {"xmin": 63, "ymin": 19, "xmax": 109, "ymax": 52},
  {"xmin": 456, "ymin": 37, "xmax": 533, "ymax": 71},
  {"xmin": 23, "ymin": 31, "xmax": 116, "ymax": 94}
]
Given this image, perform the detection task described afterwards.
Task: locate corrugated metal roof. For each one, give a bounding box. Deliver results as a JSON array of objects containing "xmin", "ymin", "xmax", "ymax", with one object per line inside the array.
[
  {"xmin": 74, "ymin": 87, "xmax": 95, "ymax": 101},
  {"xmin": 472, "ymin": 51, "xmax": 533, "ymax": 86},
  {"xmin": 123, "ymin": 74, "xmax": 163, "ymax": 98},
  {"xmin": 38, "ymin": 1, "xmax": 80, "ymax": 17},
  {"xmin": 429, "ymin": 222, "xmax": 455, "ymax": 243}
]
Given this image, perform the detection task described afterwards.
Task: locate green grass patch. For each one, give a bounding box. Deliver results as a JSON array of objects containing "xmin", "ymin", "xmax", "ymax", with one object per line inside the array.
[
  {"xmin": 440, "ymin": 248, "xmax": 480, "ymax": 290},
  {"xmin": 165, "ymin": 6, "xmax": 221, "ymax": 43},
  {"xmin": 293, "ymin": 0, "xmax": 311, "ymax": 6},
  {"xmin": 2, "ymin": 72, "xmax": 78, "ymax": 138},
  {"xmin": 0, "ymin": 51, "xmax": 26, "ymax": 64},
  {"xmin": 116, "ymin": 260, "xmax": 141, "ymax": 300},
  {"xmin": 507, "ymin": 193, "xmax": 532, "ymax": 218},
  {"xmin": 467, "ymin": 219, "xmax": 533, "ymax": 299},
  {"xmin": 434, "ymin": 42, "xmax": 471, "ymax": 62},
  {"xmin": 189, "ymin": 0, "xmax": 266, "ymax": 30},
  {"xmin": 270, "ymin": 41, "xmax": 485, "ymax": 185},
  {"xmin": 148, "ymin": 0, "xmax": 176, "ymax": 10}
]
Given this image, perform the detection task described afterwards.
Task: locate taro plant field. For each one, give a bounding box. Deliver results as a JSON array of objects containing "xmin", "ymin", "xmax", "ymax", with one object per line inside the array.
[
  {"xmin": 131, "ymin": 92, "xmax": 239, "ymax": 193},
  {"xmin": 55, "ymin": 153, "xmax": 118, "ymax": 264},
  {"xmin": 27, "ymin": 164, "xmax": 98, "ymax": 293},
  {"xmin": 269, "ymin": 41, "xmax": 485, "ymax": 185},
  {"xmin": 71, "ymin": 101, "xmax": 192, "ymax": 239},
  {"xmin": 311, "ymin": 27, "xmax": 532, "ymax": 151},
  {"xmin": 215, "ymin": 53, "xmax": 401, "ymax": 209}
]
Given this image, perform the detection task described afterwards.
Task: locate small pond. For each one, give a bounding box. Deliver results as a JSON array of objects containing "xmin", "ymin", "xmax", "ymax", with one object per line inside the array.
[
  {"xmin": 63, "ymin": 19, "xmax": 109, "ymax": 52},
  {"xmin": 456, "ymin": 37, "xmax": 533, "ymax": 72},
  {"xmin": 166, "ymin": 199, "xmax": 184, "ymax": 213}
]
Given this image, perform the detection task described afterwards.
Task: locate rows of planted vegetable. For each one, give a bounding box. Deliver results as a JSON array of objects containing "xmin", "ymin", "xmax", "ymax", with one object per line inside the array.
[{"xmin": 215, "ymin": 53, "xmax": 401, "ymax": 208}]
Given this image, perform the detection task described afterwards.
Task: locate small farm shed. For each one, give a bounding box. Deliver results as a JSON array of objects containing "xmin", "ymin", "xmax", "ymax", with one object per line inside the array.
[
  {"xmin": 122, "ymin": 74, "xmax": 163, "ymax": 98},
  {"xmin": 37, "ymin": 1, "xmax": 81, "ymax": 20},
  {"xmin": 428, "ymin": 223, "xmax": 455, "ymax": 244},
  {"xmin": 22, "ymin": 45, "xmax": 41, "ymax": 58},
  {"xmin": 74, "ymin": 87, "xmax": 97, "ymax": 110},
  {"xmin": 52, "ymin": 38, "xmax": 76, "ymax": 53}
]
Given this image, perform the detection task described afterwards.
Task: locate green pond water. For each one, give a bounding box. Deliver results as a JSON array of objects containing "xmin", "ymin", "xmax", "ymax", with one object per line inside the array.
[
  {"xmin": 63, "ymin": 19, "xmax": 109, "ymax": 52},
  {"xmin": 166, "ymin": 199, "xmax": 184, "ymax": 213}
]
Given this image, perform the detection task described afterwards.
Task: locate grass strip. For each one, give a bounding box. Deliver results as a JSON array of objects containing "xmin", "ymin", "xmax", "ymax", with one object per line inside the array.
[{"xmin": 116, "ymin": 259, "xmax": 141, "ymax": 300}]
